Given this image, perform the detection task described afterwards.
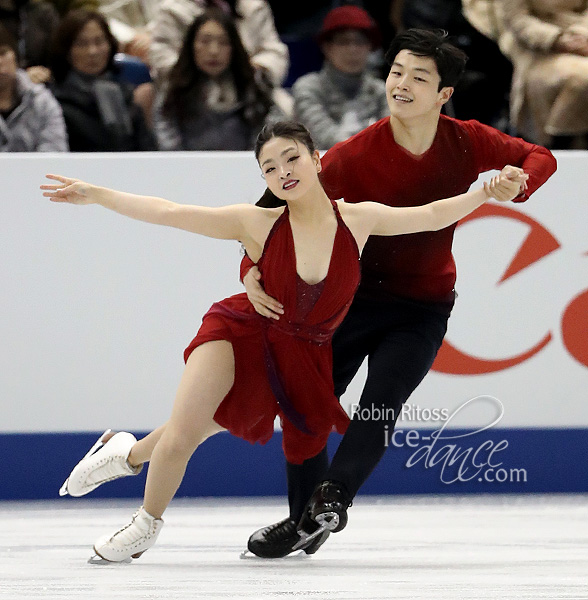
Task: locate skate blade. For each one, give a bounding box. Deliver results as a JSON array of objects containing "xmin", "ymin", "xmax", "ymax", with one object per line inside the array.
[
  {"xmin": 239, "ymin": 549, "xmax": 308, "ymax": 560},
  {"xmin": 291, "ymin": 523, "xmax": 329, "ymax": 552},
  {"xmin": 291, "ymin": 512, "xmax": 339, "ymax": 551},
  {"xmin": 59, "ymin": 429, "xmax": 113, "ymax": 496},
  {"xmin": 88, "ymin": 554, "xmax": 132, "ymax": 565}
]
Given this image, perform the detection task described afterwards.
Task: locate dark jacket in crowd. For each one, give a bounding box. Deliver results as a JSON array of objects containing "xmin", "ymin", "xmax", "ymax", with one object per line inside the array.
[{"xmin": 51, "ymin": 70, "xmax": 156, "ymax": 151}]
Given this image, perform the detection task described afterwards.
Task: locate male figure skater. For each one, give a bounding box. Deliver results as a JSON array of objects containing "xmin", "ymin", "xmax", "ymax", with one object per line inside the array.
[{"xmin": 242, "ymin": 29, "xmax": 557, "ymax": 557}]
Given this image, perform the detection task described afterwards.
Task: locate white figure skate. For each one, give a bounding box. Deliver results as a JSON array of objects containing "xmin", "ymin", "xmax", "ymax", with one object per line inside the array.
[
  {"xmin": 59, "ymin": 429, "xmax": 142, "ymax": 497},
  {"xmin": 91, "ymin": 506, "xmax": 163, "ymax": 562}
]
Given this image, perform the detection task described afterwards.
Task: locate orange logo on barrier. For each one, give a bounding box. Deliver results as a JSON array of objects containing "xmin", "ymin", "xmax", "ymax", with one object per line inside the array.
[{"xmin": 432, "ymin": 204, "xmax": 587, "ymax": 373}]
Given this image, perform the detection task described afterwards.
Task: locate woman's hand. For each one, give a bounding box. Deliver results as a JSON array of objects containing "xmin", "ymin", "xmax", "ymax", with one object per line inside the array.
[
  {"xmin": 484, "ymin": 166, "xmax": 529, "ymax": 202},
  {"xmin": 243, "ymin": 266, "xmax": 284, "ymax": 320},
  {"xmin": 40, "ymin": 174, "xmax": 94, "ymax": 205}
]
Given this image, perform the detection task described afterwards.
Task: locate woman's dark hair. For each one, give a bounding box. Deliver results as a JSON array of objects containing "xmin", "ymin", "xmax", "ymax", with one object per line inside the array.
[
  {"xmin": 254, "ymin": 120, "xmax": 315, "ymax": 161},
  {"xmin": 254, "ymin": 121, "xmax": 316, "ymax": 208},
  {"xmin": 162, "ymin": 8, "xmax": 272, "ymax": 126},
  {"xmin": 50, "ymin": 9, "xmax": 118, "ymax": 83},
  {"xmin": 203, "ymin": 0, "xmax": 240, "ymax": 18},
  {"xmin": 385, "ymin": 28, "xmax": 467, "ymax": 90}
]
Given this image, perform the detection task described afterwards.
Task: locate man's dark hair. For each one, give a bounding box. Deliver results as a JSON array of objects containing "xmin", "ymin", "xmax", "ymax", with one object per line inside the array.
[{"xmin": 385, "ymin": 28, "xmax": 467, "ymax": 90}]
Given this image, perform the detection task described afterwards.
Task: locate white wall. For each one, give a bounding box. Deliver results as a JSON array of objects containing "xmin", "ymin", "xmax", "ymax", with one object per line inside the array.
[{"xmin": 1, "ymin": 151, "xmax": 586, "ymax": 433}]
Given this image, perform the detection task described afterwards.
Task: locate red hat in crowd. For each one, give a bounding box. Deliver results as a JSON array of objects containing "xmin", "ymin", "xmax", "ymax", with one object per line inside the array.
[{"xmin": 317, "ymin": 6, "xmax": 381, "ymax": 49}]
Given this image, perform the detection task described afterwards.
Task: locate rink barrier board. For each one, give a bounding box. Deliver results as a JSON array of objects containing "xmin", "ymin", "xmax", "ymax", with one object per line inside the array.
[
  {"xmin": 1, "ymin": 428, "xmax": 587, "ymax": 500},
  {"xmin": 3, "ymin": 151, "xmax": 588, "ymax": 436}
]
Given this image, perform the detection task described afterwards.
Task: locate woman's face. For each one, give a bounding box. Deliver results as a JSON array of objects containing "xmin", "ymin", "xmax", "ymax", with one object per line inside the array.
[
  {"xmin": 322, "ymin": 28, "xmax": 371, "ymax": 75},
  {"xmin": 259, "ymin": 136, "xmax": 321, "ymax": 202},
  {"xmin": 193, "ymin": 20, "xmax": 232, "ymax": 78},
  {"xmin": 69, "ymin": 19, "xmax": 111, "ymax": 76}
]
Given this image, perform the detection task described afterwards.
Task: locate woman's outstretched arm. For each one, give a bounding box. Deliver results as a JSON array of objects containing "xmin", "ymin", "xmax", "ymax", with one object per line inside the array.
[
  {"xmin": 40, "ymin": 174, "xmax": 258, "ymax": 241},
  {"xmin": 355, "ymin": 166, "xmax": 528, "ymax": 237}
]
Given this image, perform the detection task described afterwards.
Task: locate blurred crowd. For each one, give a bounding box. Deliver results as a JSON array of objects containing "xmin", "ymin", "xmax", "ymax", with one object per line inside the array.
[{"xmin": 1, "ymin": 0, "xmax": 587, "ymax": 153}]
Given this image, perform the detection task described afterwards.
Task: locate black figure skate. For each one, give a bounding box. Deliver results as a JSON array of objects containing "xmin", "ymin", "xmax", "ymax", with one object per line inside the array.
[{"xmin": 244, "ymin": 516, "xmax": 330, "ymax": 558}]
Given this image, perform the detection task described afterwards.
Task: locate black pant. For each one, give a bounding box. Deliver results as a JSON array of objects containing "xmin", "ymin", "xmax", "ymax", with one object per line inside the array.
[{"xmin": 287, "ymin": 296, "xmax": 449, "ymax": 521}]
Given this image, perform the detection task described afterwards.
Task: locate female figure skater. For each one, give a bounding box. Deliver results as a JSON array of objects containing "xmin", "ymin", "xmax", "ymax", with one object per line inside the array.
[{"xmin": 41, "ymin": 121, "xmax": 525, "ymax": 562}]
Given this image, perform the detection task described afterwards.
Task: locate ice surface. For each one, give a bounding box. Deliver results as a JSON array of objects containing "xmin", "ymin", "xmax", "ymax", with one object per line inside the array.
[{"xmin": 1, "ymin": 494, "xmax": 587, "ymax": 600}]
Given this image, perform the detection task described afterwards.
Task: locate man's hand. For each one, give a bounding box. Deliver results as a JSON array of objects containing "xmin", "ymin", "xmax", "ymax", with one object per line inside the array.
[
  {"xmin": 243, "ymin": 266, "xmax": 284, "ymax": 320},
  {"xmin": 484, "ymin": 166, "xmax": 529, "ymax": 202},
  {"xmin": 26, "ymin": 65, "xmax": 51, "ymax": 84},
  {"xmin": 503, "ymin": 165, "xmax": 528, "ymax": 196}
]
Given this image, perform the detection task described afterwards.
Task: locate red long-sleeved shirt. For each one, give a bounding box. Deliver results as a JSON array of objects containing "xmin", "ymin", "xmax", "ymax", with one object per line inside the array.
[
  {"xmin": 242, "ymin": 116, "xmax": 557, "ymax": 307},
  {"xmin": 318, "ymin": 116, "xmax": 556, "ymax": 305}
]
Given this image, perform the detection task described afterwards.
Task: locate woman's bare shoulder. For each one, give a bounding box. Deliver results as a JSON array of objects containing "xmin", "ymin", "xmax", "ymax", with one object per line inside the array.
[
  {"xmin": 337, "ymin": 199, "xmax": 381, "ymax": 211},
  {"xmin": 336, "ymin": 199, "xmax": 380, "ymax": 217},
  {"xmin": 243, "ymin": 204, "xmax": 285, "ymax": 223},
  {"xmin": 240, "ymin": 205, "xmax": 286, "ymax": 261}
]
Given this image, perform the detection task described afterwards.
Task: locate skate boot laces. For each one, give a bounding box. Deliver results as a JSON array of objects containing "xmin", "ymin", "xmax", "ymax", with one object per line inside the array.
[
  {"xmin": 93, "ymin": 507, "xmax": 163, "ymax": 562},
  {"xmin": 263, "ymin": 518, "xmax": 297, "ymax": 542},
  {"xmin": 62, "ymin": 431, "xmax": 143, "ymax": 497},
  {"xmin": 85, "ymin": 451, "xmax": 139, "ymax": 487},
  {"xmin": 111, "ymin": 508, "xmax": 159, "ymax": 545}
]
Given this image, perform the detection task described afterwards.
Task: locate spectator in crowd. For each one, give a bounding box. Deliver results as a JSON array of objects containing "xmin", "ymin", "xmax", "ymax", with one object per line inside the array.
[
  {"xmin": 501, "ymin": 0, "xmax": 588, "ymax": 148},
  {"xmin": 98, "ymin": 0, "xmax": 158, "ymax": 66},
  {"xmin": 292, "ymin": 5, "xmax": 388, "ymax": 150},
  {"xmin": 0, "ymin": 0, "xmax": 60, "ymax": 84},
  {"xmin": 266, "ymin": 0, "xmax": 396, "ymax": 45},
  {"xmin": 149, "ymin": 0, "xmax": 289, "ymax": 89},
  {"xmin": 98, "ymin": 0, "xmax": 159, "ymax": 129},
  {"xmin": 50, "ymin": 9, "xmax": 156, "ymax": 151},
  {"xmin": 153, "ymin": 9, "xmax": 277, "ymax": 150},
  {"xmin": 0, "ymin": 25, "xmax": 67, "ymax": 151}
]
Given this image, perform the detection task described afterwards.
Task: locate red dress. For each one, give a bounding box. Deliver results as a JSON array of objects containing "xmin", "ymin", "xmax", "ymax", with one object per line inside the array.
[{"xmin": 184, "ymin": 201, "xmax": 361, "ymax": 464}]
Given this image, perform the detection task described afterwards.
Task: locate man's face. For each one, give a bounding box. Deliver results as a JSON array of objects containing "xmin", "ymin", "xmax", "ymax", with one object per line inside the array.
[
  {"xmin": 385, "ymin": 49, "xmax": 453, "ymax": 120},
  {"xmin": 322, "ymin": 29, "xmax": 371, "ymax": 75},
  {"xmin": 0, "ymin": 47, "xmax": 17, "ymax": 89}
]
